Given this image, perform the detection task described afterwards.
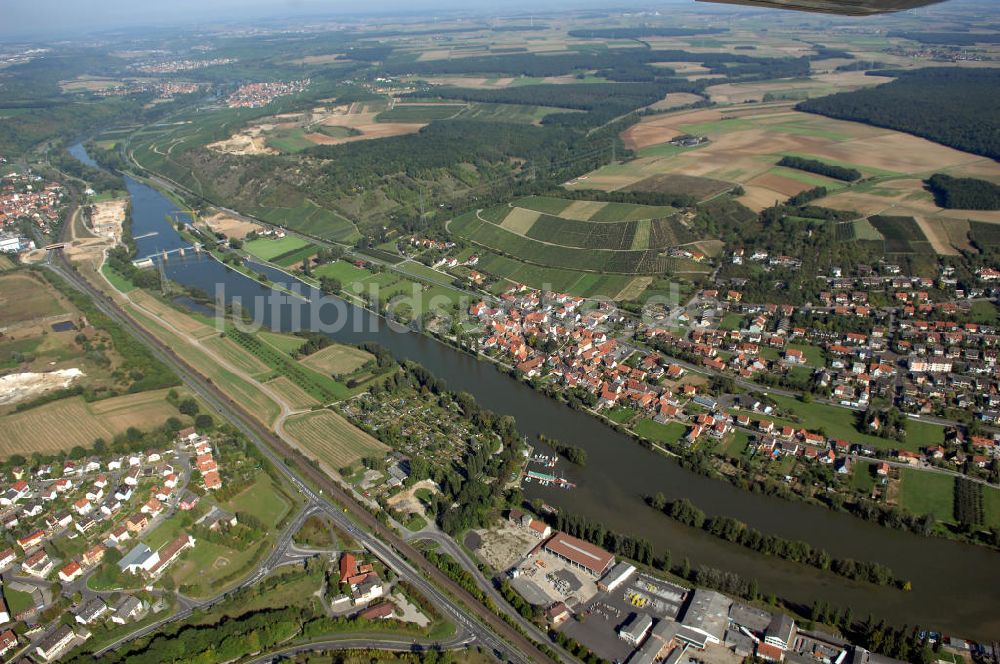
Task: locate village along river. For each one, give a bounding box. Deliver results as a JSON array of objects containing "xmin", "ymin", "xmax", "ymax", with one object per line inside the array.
[{"xmin": 71, "ymin": 144, "xmax": 1000, "ymax": 640}]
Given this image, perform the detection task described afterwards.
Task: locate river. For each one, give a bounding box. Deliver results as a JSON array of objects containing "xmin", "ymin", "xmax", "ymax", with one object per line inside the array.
[{"xmin": 70, "ymin": 144, "xmax": 1000, "ymax": 640}]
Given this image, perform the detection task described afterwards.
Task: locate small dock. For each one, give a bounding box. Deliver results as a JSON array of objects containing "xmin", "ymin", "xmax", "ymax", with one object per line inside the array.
[{"xmin": 524, "ymin": 470, "xmax": 576, "ymax": 489}]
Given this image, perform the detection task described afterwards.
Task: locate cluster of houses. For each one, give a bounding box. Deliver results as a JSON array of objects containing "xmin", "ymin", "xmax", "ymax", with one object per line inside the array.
[
  {"xmin": 0, "ymin": 430, "xmax": 233, "ymax": 659},
  {"xmin": 0, "ymin": 169, "xmax": 64, "ymax": 239},
  {"xmin": 180, "ymin": 428, "xmax": 223, "ymax": 491},
  {"xmin": 225, "ymin": 79, "xmax": 310, "ymax": 108},
  {"xmin": 470, "ymin": 282, "xmax": 1000, "ymax": 485}
]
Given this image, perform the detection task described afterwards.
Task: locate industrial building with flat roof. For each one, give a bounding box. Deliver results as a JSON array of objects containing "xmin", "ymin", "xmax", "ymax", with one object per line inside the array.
[
  {"xmin": 598, "ymin": 562, "xmax": 636, "ymax": 592},
  {"xmin": 542, "ymin": 532, "xmax": 615, "ymax": 577},
  {"xmin": 678, "ymin": 588, "xmax": 731, "ymax": 648}
]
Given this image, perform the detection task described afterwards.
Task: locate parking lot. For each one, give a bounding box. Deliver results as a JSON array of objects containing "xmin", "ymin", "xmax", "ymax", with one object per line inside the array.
[
  {"xmin": 557, "ymin": 573, "xmax": 690, "ymax": 662},
  {"xmin": 509, "ymin": 551, "xmax": 600, "ymax": 607}
]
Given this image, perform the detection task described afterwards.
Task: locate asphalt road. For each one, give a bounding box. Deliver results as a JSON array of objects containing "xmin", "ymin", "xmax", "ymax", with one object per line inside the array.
[{"xmin": 45, "ymin": 253, "xmax": 550, "ymax": 664}]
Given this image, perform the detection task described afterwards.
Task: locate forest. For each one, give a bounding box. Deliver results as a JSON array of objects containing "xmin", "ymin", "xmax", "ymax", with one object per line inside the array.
[
  {"xmin": 925, "ymin": 173, "xmax": 1000, "ymax": 210},
  {"xmin": 797, "ymin": 68, "xmax": 1000, "ymax": 160},
  {"xmin": 778, "ymin": 156, "xmax": 862, "ymax": 182},
  {"xmin": 410, "ymin": 82, "xmax": 696, "ymax": 127},
  {"xmin": 386, "ymin": 48, "xmax": 811, "ymax": 83}
]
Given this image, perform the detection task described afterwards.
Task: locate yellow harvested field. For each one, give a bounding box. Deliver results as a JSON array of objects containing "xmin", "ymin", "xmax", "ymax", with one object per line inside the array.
[
  {"xmin": 87, "ymin": 388, "xmax": 183, "ymax": 430},
  {"xmin": 0, "ymin": 389, "xmax": 182, "ymax": 457},
  {"xmin": 301, "ymin": 344, "xmax": 374, "ymax": 376},
  {"xmin": 560, "ymin": 201, "xmax": 608, "ymax": 221},
  {"xmin": 127, "ymin": 305, "xmax": 281, "ymax": 426},
  {"xmin": 615, "ymin": 277, "xmax": 654, "ymax": 301},
  {"xmin": 500, "ymin": 207, "xmax": 541, "ymax": 234},
  {"xmin": 202, "ymin": 335, "xmax": 271, "ymax": 375},
  {"xmin": 131, "ymin": 291, "xmax": 217, "ymax": 339},
  {"xmin": 266, "ymin": 376, "xmax": 318, "ymax": 410},
  {"xmin": 647, "ymin": 93, "xmax": 705, "ymax": 111},
  {"xmin": 914, "ymin": 217, "xmax": 960, "ymax": 256},
  {"xmin": 0, "ymin": 273, "xmax": 70, "ymax": 327},
  {"xmin": 740, "ymin": 185, "xmax": 787, "ymax": 212},
  {"xmin": 284, "ymin": 410, "xmax": 388, "ymax": 469}
]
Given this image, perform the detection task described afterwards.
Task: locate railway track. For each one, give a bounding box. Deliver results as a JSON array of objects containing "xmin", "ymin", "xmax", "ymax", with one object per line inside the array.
[{"xmin": 45, "ymin": 249, "xmax": 556, "ymax": 664}]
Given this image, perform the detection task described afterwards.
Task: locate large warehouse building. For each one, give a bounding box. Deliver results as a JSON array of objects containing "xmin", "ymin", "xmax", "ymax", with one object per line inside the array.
[{"xmin": 542, "ymin": 532, "xmax": 615, "ymax": 577}]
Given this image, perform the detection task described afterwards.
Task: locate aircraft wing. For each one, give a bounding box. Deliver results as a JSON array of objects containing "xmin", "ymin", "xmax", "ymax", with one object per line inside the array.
[{"xmin": 697, "ymin": 0, "xmax": 944, "ymax": 15}]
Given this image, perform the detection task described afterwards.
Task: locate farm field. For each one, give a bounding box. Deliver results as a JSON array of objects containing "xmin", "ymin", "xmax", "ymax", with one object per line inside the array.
[
  {"xmin": 475, "ymin": 252, "xmax": 639, "ymax": 299},
  {"xmin": 375, "ymin": 103, "xmax": 465, "ymax": 122},
  {"xmin": 284, "ymin": 409, "xmax": 389, "ymax": 469},
  {"xmin": 869, "ymin": 215, "xmax": 935, "ymax": 255},
  {"xmin": 301, "ymin": 343, "xmax": 374, "ymax": 376},
  {"xmin": 265, "ymin": 375, "xmax": 318, "ymax": 409},
  {"xmin": 128, "ymin": 305, "xmax": 282, "ymax": 426},
  {"xmin": 898, "ymin": 469, "xmax": 955, "ymax": 525},
  {"xmin": 598, "ymin": 103, "xmax": 1000, "ymax": 216},
  {"xmin": 449, "ymin": 204, "xmax": 700, "ymax": 275},
  {"xmin": 0, "ymin": 272, "xmax": 69, "ymax": 327},
  {"xmin": 0, "ymin": 388, "xmax": 184, "ymax": 456}
]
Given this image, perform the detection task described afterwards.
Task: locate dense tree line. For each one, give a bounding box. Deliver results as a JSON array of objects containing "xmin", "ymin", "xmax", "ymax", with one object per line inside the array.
[
  {"xmin": 925, "ymin": 173, "xmax": 1000, "ymax": 210},
  {"xmin": 556, "ymin": 187, "xmax": 698, "ymax": 209},
  {"xmin": 778, "ymin": 156, "xmax": 862, "ymax": 182},
  {"xmin": 292, "ymin": 331, "xmax": 332, "ymax": 358},
  {"xmin": 550, "ymin": 512, "xmax": 656, "ymax": 566},
  {"xmin": 798, "ymin": 68, "xmax": 1000, "ymax": 160},
  {"xmin": 650, "ymin": 497, "xmax": 906, "ymax": 587},
  {"xmin": 538, "ymin": 435, "xmax": 587, "ymax": 466}
]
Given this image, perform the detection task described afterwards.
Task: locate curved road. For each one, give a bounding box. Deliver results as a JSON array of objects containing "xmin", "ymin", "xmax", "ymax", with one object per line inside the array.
[{"xmin": 45, "ymin": 252, "xmax": 554, "ymax": 664}]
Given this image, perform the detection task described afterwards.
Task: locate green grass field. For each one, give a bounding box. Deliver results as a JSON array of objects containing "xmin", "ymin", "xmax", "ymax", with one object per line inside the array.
[
  {"xmin": 4, "ymin": 587, "xmax": 36, "ymax": 615},
  {"xmin": 850, "ymin": 461, "xmax": 876, "ymax": 493},
  {"xmin": 634, "ymin": 419, "xmax": 686, "ymax": 445},
  {"xmin": 984, "ymin": 485, "xmax": 1000, "ymax": 529},
  {"xmin": 376, "ymin": 104, "xmax": 465, "ymax": 122},
  {"xmin": 245, "ymin": 236, "xmax": 310, "ymax": 261},
  {"xmin": 768, "ymin": 394, "xmax": 943, "ymax": 451},
  {"xmin": 225, "ymin": 472, "xmax": 291, "ymax": 528},
  {"xmin": 898, "ymin": 468, "xmax": 954, "ymax": 524},
  {"xmin": 265, "ymin": 127, "xmax": 316, "ymax": 153}
]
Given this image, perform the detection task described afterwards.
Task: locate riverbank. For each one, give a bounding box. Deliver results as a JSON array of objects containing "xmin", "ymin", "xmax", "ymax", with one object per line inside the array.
[{"xmin": 70, "ymin": 141, "xmax": 1000, "ymax": 641}]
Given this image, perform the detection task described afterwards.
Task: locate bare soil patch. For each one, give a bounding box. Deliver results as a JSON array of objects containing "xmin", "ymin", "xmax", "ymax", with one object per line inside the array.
[
  {"xmin": 740, "ymin": 185, "xmax": 787, "ymax": 212},
  {"xmin": 500, "ymin": 207, "xmax": 541, "ymax": 234},
  {"xmin": 560, "ymin": 200, "xmax": 608, "ymax": 221},
  {"xmin": 647, "ymin": 93, "xmax": 704, "ymax": 111},
  {"xmin": 748, "ymin": 172, "xmax": 814, "ymax": 197},
  {"xmin": 89, "ymin": 199, "xmax": 128, "ymax": 243},
  {"xmin": 624, "ymin": 173, "xmax": 732, "ymax": 201},
  {"xmin": 202, "ymin": 213, "xmax": 263, "ymax": 240}
]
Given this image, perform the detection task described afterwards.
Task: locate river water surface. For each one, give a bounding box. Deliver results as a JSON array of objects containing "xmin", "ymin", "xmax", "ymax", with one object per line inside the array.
[{"xmin": 72, "ymin": 144, "xmax": 1000, "ymax": 640}]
